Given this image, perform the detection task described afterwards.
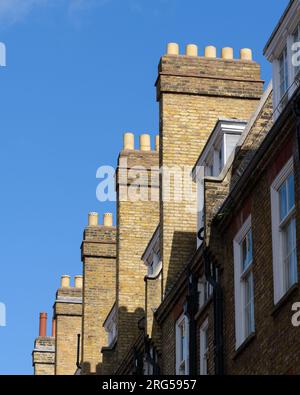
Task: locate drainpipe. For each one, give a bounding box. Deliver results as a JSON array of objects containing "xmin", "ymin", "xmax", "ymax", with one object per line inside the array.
[
  {"xmin": 144, "ymin": 272, "xmax": 162, "ymax": 375},
  {"xmin": 184, "ymin": 271, "xmax": 198, "ymax": 375},
  {"xmin": 293, "ymin": 96, "xmax": 300, "ymax": 161},
  {"xmin": 76, "ymin": 333, "xmax": 81, "ymax": 369},
  {"xmin": 204, "ymin": 247, "xmax": 224, "ymax": 375}
]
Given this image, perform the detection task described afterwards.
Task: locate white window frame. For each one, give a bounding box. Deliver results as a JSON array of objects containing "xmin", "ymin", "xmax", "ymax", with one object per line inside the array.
[
  {"xmin": 271, "ymin": 157, "xmax": 297, "ymax": 304},
  {"xmin": 233, "ymin": 216, "xmax": 255, "ymax": 349},
  {"xmin": 199, "ymin": 319, "xmax": 209, "ymax": 375},
  {"xmin": 175, "ymin": 314, "xmax": 189, "ymax": 375}
]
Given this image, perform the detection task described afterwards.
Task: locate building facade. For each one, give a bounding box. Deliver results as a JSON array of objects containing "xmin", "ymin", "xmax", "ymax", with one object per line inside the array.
[{"xmin": 32, "ymin": 0, "xmax": 300, "ymax": 375}]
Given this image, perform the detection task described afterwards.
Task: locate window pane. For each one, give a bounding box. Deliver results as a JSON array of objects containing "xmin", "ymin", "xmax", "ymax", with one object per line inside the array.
[
  {"xmin": 279, "ymin": 181, "xmax": 287, "ymax": 221},
  {"xmin": 283, "ymin": 217, "xmax": 298, "ymax": 290},
  {"xmin": 288, "ymin": 174, "xmax": 295, "ymax": 211},
  {"xmin": 180, "ymin": 322, "xmax": 185, "ymax": 361},
  {"xmin": 244, "ymin": 273, "xmax": 254, "ymax": 337},
  {"xmin": 279, "ymin": 48, "xmax": 288, "ymax": 98},
  {"xmin": 242, "ymin": 230, "xmax": 253, "ymax": 272},
  {"xmin": 248, "ymin": 231, "xmax": 253, "ymax": 263}
]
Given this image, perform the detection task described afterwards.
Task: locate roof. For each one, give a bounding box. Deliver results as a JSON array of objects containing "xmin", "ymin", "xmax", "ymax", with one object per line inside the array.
[
  {"xmin": 215, "ymin": 83, "xmax": 274, "ymax": 221},
  {"xmin": 264, "ymin": 0, "xmax": 295, "ymax": 55}
]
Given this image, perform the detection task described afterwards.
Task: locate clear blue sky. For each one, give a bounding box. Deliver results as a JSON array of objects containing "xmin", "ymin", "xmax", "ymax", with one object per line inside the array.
[{"xmin": 0, "ymin": 0, "xmax": 288, "ymax": 374}]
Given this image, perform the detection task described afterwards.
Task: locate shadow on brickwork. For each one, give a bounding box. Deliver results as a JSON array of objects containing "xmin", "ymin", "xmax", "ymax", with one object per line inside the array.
[
  {"xmin": 80, "ymin": 306, "xmax": 146, "ymax": 375},
  {"xmin": 165, "ymin": 230, "xmax": 196, "ymax": 294}
]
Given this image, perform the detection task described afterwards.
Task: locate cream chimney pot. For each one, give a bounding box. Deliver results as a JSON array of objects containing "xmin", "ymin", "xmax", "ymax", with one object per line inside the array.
[
  {"xmin": 140, "ymin": 134, "xmax": 151, "ymax": 151},
  {"xmin": 123, "ymin": 132, "xmax": 134, "ymax": 150},
  {"xmin": 103, "ymin": 212, "xmax": 113, "ymax": 227},
  {"xmin": 186, "ymin": 44, "xmax": 198, "ymax": 56},
  {"xmin": 222, "ymin": 47, "xmax": 234, "ymax": 60},
  {"xmin": 167, "ymin": 42, "xmax": 179, "ymax": 55},
  {"xmin": 61, "ymin": 275, "xmax": 71, "ymax": 288},
  {"xmin": 205, "ymin": 46, "xmax": 217, "ymax": 58},
  {"xmin": 155, "ymin": 135, "xmax": 159, "ymax": 152},
  {"xmin": 88, "ymin": 212, "xmax": 98, "ymax": 226},
  {"xmin": 240, "ymin": 48, "xmax": 253, "ymax": 61},
  {"xmin": 74, "ymin": 275, "xmax": 83, "ymax": 289}
]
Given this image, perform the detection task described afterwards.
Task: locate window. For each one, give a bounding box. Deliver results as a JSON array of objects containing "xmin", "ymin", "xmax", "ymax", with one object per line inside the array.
[
  {"xmin": 148, "ymin": 252, "xmax": 161, "ymax": 277},
  {"xmin": 271, "ymin": 158, "xmax": 297, "ymax": 304},
  {"xmin": 198, "ymin": 277, "xmax": 213, "ymax": 309},
  {"xmin": 175, "ymin": 314, "xmax": 189, "ymax": 375},
  {"xmin": 199, "ymin": 320, "xmax": 209, "ymax": 375},
  {"xmin": 233, "ymin": 216, "xmax": 255, "ymax": 348},
  {"xmin": 279, "ymin": 47, "xmax": 289, "ymax": 100},
  {"xmin": 143, "ymin": 347, "xmax": 157, "ymax": 375}
]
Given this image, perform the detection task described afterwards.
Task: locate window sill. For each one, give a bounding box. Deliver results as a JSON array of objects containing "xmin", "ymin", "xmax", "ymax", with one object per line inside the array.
[
  {"xmin": 101, "ymin": 337, "xmax": 117, "ymax": 353},
  {"xmin": 233, "ymin": 332, "xmax": 256, "ymax": 360},
  {"xmin": 271, "ymin": 283, "xmax": 299, "ymax": 318}
]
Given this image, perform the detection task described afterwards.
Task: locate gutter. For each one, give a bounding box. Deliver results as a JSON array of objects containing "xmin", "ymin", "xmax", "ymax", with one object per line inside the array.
[
  {"xmin": 185, "ymin": 271, "xmax": 198, "ymax": 375},
  {"xmin": 204, "ymin": 247, "xmax": 224, "ymax": 375},
  {"xmin": 76, "ymin": 333, "xmax": 81, "ymax": 370},
  {"xmin": 293, "ymin": 95, "xmax": 300, "ymax": 161}
]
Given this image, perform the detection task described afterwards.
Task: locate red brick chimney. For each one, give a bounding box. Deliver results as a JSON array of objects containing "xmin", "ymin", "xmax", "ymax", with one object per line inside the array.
[{"xmin": 39, "ymin": 312, "xmax": 47, "ymax": 337}]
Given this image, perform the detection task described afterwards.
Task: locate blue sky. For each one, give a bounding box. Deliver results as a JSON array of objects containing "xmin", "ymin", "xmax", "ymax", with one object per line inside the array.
[{"xmin": 0, "ymin": 0, "xmax": 288, "ymax": 374}]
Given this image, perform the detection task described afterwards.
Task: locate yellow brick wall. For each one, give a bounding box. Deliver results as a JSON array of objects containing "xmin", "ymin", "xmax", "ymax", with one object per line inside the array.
[
  {"xmin": 54, "ymin": 288, "xmax": 82, "ymax": 375},
  {"xmin": 115, "ymin": 150, "xmax": 159, "ymax": 365},
  {"xmin": 157, "ymin": 55, "xmax": 263, "ymax": 295},
  {"xmin": 32, "ymin": 337, "xmax": 55, "ymax": 375}
]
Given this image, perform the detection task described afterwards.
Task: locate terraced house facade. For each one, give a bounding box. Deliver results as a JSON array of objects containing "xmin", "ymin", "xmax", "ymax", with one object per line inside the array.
[{"xmin": 32, "ymin": 0, "xmax": 300, "ymax": 375}]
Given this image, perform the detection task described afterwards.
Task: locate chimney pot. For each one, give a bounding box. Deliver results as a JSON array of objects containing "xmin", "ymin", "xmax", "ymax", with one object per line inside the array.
[
  {"xmin": 123, "ymin": 132, "xmax": 134, "ymax": 150},
  {"xmin": 240, "ymin": 48, "xmax": 253, "ymax": 61},
  {"xmin": 140, "ymin": 134, "xmax": 151, "ymax": 151},
  {"xmin": 186, "ymin": 44, "xmax": 198, "ymax": 56},
  {"xmin": 205, "ymin": 45, "xmax": 217, "ymax": 58},
  {"xmin": 61, "ymin": 275, "xmax": 71, "ymax": 288},
  {"xmin": 74, "ymin": 275, "xmax": 83, "ymax": 289},
  {"xmin": 39, "ymin": 312, "xmax": 47, "ymax": 337},
  {"xmin": 222, "ymin": 47, "xmax": 234, "ymax": 60},
  {"xmin": 103, "ymin": 213, "xmax": 113, "ymax": 227},
  {"xmin": 88, "ymin": 212, "xmax": 98, "ymax": 226},
  {"xmin": 51, "ymin": 318, "xmax": 56, "ymax": 338},
  {"xmin": 167, "ymin": 42, "xmax": 179, "ymax": 55}
]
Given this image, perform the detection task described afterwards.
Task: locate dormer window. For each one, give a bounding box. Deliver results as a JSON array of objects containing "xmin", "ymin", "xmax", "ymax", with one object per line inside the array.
[
  {"xmin": 142, "ymin": 226, "xmax": 162, "ymax": 278},
  {"xmin": 192, "ymin": 119, "xmax": 246, "ymax": 248},
  {"xmin": 264, "ymin": 0, "xmax": 300, "ymax": 117},
  {"xmin": 103, "ymin": 303, "xmax": 117, "ymax": 347}
]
